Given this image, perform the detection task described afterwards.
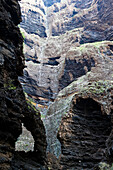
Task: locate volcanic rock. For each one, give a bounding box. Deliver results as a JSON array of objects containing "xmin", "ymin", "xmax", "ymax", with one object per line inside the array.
[
  {"xmin": 19, "ymin": 0, "xmax": 113, "ymax": 108},
  {"xmin": 16, "ymin": 0, "xmax": 113, "ymax": 169},
  {"xmin": 44, "ymin": 41, "xmax": 113, "ymax": 169},
  {"xmin": 0, "ymin": 0, "xmax": 47, "ymax": 169}
]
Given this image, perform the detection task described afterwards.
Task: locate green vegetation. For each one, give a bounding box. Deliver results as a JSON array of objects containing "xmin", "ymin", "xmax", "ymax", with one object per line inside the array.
[
  {"xmin": 20, "ymin": 31, "xmax": 25, "ymax": 51},
  {"xmin": 92, "ymin": 41, "xmax": 105, "ymax": 47},
  {"xmin": 74, "ymin": 41, "xmax": 113, "ymax": 53},
  {"xmin": 24, "ymin": 92, "xmax": 45, "ymax": 119},
  {"xmin": 99, "ymin": 162, "xmax": 113, "ymax": 170},
  {"xmin": 4, "ymin": 80, "xmax": 16, "ymax": 90},
  {"xmin": 76, "ymin": 45, "xmax": 86, "ymax": 52},
  {"xmin": 26, "ymin": 98, "xmax": 46, "ymax": 119},
  {"xmin": 24, "ymin": 91, "xmax": 28, "ymax": 98},
  {"xmin": 80, "ymin": 80, "xmax": 113, "ymax": 95},
  {"xmin": 26, "ymin": 94, "xmax": 35, "ymax": 103},
  {"xmin": 21, "ymin": 31, "xmax": 25, "ymax": 40},
  {"xmin": 18, "ymin": 25, "xmax": 25, "ymax": 39},
  {"xmin": 18, "ymin": 25, "xmax": 25, "ymax": 52},
  {"xmin": 26, "ymin": 98, "xmax": 39, "ymax": 116},
  {"xmin": 41, "ymin": 114, "xmax": 45, "ymax": 119}
]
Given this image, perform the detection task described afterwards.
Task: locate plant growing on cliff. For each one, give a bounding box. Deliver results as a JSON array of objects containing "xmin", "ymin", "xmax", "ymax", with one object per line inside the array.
[
  {"xmin": 4, "ymin": 80, "xmax": 17, "ymax": 90},
  {"xmin": 18, "ymin": 25, "xmax": 25, "ymax": 40},
  {"xmin": 80, "ymin": 80, "xmax": 113, "ymax": 96},
  {"xmin": 18, "ymin": 25, "xmax": 25, "ymax": 52},
  {"xmin": 99, "ymin": 162, "xmax": 113, "ymax": 170},
  {"xmin": 26, "ymin": 98, "xmax": 40, "ymax": 116},
  {"xmin": 21, "ymin": 32, "xmax": 25, "ymax": 40}
]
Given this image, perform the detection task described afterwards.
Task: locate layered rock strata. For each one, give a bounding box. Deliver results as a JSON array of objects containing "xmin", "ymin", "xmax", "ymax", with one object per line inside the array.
[
  {"xmin": 19, "ymin": 0, "xmax": 113, "ymax": 108},
  {"xmin": 18, "ymin": 0, "xmax": 113, "ymax": 169},
  {"xmin": 58, "ymin": 98, "xmax": 112, "ymax": 169},
  {"xmin": 0, "ymin": 0, "xmax": 47, "ymax": 169},
  {"xmin": 48, "ymin": 0, "xmax": 113, "ymax": 40},
  {"xmin": 20, "ymin": 0, "xmax": 47, "ymax": 37},
  {"xmin": 44, "ymin": 41, "xmax": 113, "ymax": 168}
]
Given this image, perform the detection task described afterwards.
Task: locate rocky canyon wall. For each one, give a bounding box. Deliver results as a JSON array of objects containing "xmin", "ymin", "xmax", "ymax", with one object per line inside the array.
[
  {"xmin": 0, "ymin": 0, "xmax": 47, "ymax": 169},
  {"xmin": 45, "ymin": 41, "xmax": 113, "ymax": 158},
  {"xmin": 17, "ymin": 0, "xmax": 113, "ymax": 169},
  {"xmin": 19, "ymin": 0, "xmax": 113, "ymax": 109},
  {"xmin": 45, "ymin": 41, "xmax": 113, "ymax": 169}
]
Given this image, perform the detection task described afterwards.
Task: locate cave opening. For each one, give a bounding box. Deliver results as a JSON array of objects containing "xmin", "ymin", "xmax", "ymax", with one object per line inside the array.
[
  {"xmin": 73, "ymin": 98, "xmax": 112, "ymax": 167},
  {"xmin": 58, "ymin": 98, "xmax": 112, "ymax": 169},
  {"xmin": 15, "ymin": 123, "xmax": 35, "ymax": 152}
]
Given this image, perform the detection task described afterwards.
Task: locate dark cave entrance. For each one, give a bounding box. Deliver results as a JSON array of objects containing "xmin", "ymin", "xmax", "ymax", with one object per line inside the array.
[
  {"xmin": 73, "ymin": 98, "xmax": 112, "ymax": 168},
  {"xmin": 59, "ymin": 98, "xmax": 112, "ymax": 169}
]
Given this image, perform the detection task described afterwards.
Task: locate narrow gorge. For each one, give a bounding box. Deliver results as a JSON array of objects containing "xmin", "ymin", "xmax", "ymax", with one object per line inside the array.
[{"xmin": 0, "ymin": 0, "xmax": 113, "ymax": 169}]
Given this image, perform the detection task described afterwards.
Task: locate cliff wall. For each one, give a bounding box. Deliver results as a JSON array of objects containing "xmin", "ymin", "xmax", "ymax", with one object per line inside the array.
[
  {"xmin": 0, "ymin": 0, "xmax": 47, "ymax": 169},
  {"xmin": 19, "ymin": 0, "xmax": 113, "ymax": 109},
  {"xmin": 15, "ymin": 0, "xmax": 113, "ymax": 169},
  {"xmin": 45, "ymin": 41, "xmax": 113, "ymax": 169}
]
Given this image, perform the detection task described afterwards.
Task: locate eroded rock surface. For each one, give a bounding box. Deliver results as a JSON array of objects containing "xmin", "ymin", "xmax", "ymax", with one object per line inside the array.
[
  {"xmin": 20, "ymin": 0, "xmax": 47, "ymax": 37},
  {"xmin": 44, "ymin": 41, "xmax": 113, "ymax": 168},
  {"xmin": 58, "ymin": 98, "xmax": 112, "ymax": 169},
  {"xmin": 0, "ymin": 0, "xmax": 47, "ymax": 169},
  {"xmin": 48, "ymin": 0, "xmax": 113, "ymax": 40},
  {"xmin": 19, "ymin": 0, "xmax": 113, "ymax": 108},
  {"xmin": 17, "ymin": 0, "xmax": 113, "ymax": 169}
]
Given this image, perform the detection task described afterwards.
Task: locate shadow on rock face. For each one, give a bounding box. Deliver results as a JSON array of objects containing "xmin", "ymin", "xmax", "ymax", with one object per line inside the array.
[{"xmin": 58, "ymin": 98, "xmax": 112, "ymax": 169}]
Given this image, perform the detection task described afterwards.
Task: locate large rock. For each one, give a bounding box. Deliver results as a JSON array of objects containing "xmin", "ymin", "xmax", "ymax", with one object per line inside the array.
[
  {"xmin": 0, "ymin": 0, "xmax": 47, "ymax": 169},
  {"xmin": 19, "ymin": 28, "xmax": 97, "ymax": 107},
  {"xmin": 18, "ymin": 0, "xmax": 113, "ymax": 167},
  {"xmin": 44, "ymin": 41, "xmax": 113, "ymax": 168}
]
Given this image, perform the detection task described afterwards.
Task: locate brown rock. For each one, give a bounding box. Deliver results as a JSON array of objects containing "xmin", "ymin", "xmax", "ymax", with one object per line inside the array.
[
  {"xmin": 19, "ymin": 0, "xmax": 113, "ymax": 107},
  {"xmin": 44, "ymin": 41, "xmax": 113, "ymax": 168}
]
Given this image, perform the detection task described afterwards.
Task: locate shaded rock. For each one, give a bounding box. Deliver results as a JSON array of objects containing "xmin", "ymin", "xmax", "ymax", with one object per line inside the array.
[
  {"xmin": 58, "ymin": 98, "xmax": 112, "ymax": 169},
  {"xmin": 47, "ymin": 152, "xmax": 61, "ymax": 170},
  {"xmin": 21, "ymin": 31, "xmax": 113, "ymax": 107},
  {"xmin": 20, "ymin": 0, "xmax": 47, "ymax": 37},
  {"xmin": 0, "ymin": 0, "xmax": 47, "ymax": 169},
  {"xmin": 11, "ymin": 152, "xmax": 47, "ymax": 170}
]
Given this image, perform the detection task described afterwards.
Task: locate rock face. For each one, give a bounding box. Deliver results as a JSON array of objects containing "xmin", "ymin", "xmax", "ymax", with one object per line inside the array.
[
  {"xmin": 20, "ymin": 0, "xmax": 47, "ymax": 37},
  {"xmin": 48, "ymin": 0, "xmax": 113, "ymax": 40},
  {"xmin": 44, "ymin": 41, "xmax": 113, "ymax": 168},
  {"xmin": 18, "ymin": 0, "xmax": 113, "ymax": 169},
  {"xmin": 0, "ymin": 0, "xmax": 47, "ymax": 169},
  {"xmin": 58, "ymin": 98, "xmax": 111, "ymax": 169},
  {"xmin": 19, "ymin": 0, "xmax": 113, "ymax": 108}
]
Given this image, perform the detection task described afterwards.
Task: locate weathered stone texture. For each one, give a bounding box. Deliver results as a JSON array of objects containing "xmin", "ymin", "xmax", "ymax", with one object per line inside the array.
[
  {"xmin": 0, "ymin": 0, "xmax": 47, "ymax": 169},
  {"xmin": 12, "ymin": 0, "xmax": 113, "ymax": 169},
  {"xmin": 48, "ymin": 0, "xmax": 113, "ymax": 41},
  {"xmin": 58, "ymin": 98, "xmax": 112, "ymax": 169},
  {"xmin": 20, "ymin": 0, "xmax": 47, "ymax": 37},
  {"xmin": 44, "ymin": 41, "xmax": 113, "ymax": 168},
  {"xmin": 19, "ymin": 0, "xmax": 113, "ymax": 108}
]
